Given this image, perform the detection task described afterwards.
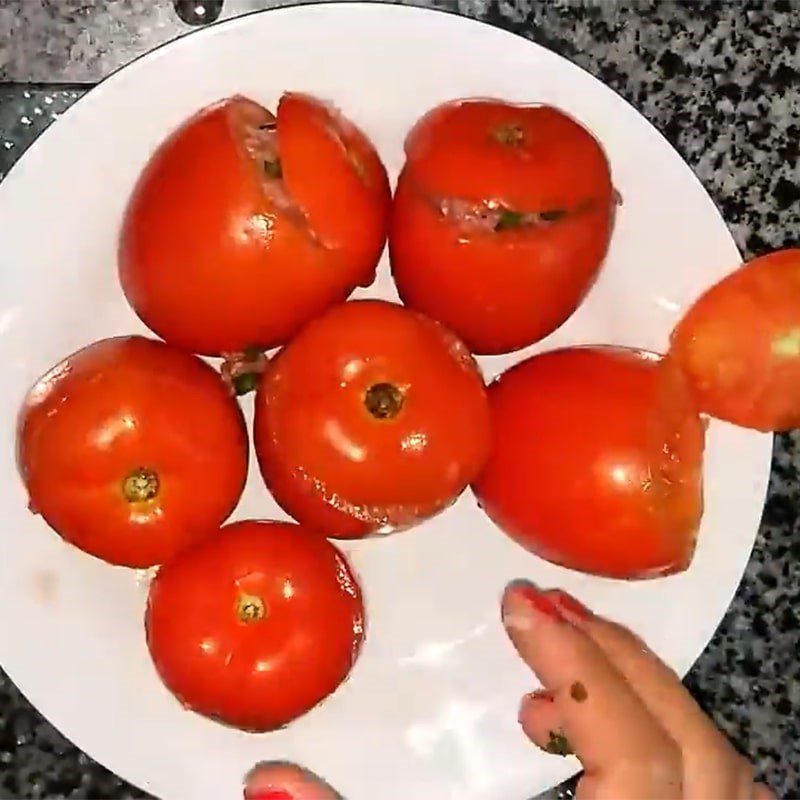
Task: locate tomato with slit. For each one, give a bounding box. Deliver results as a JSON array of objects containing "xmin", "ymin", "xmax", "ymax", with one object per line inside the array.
[
  {"xmin": 670, "ymin": 248, "xmax": 800, "ymax": 432},
  {"xmin": 390, "ymin": 100, "xmax": 616, "ymax": 355},
  {"xmin": 17, "ymin": 336, "xmax": 248, "ymax": 567},
  {"xmin": 254, "ymin": 300, "xmax": 491, "ymax": 538},
  {"xmin": 119, "ymin": 93, "xmax": 391, "ymax": 356},
  {"xmin": 473, "ymin": 347, "xmax": 705, "ymax": 579},
  {"xmin": 145, "ymin": 520, "xmax": 364, "ymax": 731}
]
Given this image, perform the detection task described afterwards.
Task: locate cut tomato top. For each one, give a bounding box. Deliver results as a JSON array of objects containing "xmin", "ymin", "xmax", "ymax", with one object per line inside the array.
[
  {"xmin": 403, "ymin": 99, "xmax": 613, "ymax": 212},
  {"xmin": 277, "ymin": 92, "xmax": 391, "ymax": 275}
]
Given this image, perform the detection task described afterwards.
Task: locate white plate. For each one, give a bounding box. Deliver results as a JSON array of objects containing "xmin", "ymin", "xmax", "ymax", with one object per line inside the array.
[{"xmin": 0, "ymin": 5, "xmax": 771, "ymax": 799}]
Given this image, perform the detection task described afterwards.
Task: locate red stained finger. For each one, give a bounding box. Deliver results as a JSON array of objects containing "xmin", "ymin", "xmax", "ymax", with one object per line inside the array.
[
  {"xmin": 244, "ymin": 762, "xmax": 340, "ymax": 800},
  {"xmin": 502, "ymin": 581, "xmax": 682, "ymax": 796}
]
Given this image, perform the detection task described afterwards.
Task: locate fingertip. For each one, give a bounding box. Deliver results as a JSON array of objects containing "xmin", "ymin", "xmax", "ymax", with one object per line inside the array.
[
  {"xmin": 502, "ymin": 579, "xmax": 564, "ymax": 630},
  {"xmin": 244, "ymin": 762, "xmax": 340, "ymax": 800}
]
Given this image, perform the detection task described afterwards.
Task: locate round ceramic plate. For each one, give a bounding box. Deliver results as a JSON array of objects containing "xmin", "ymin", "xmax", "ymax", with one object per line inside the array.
[{"xmin": 0, "ymin": 4, "xmax": 771, "ymax": 799}]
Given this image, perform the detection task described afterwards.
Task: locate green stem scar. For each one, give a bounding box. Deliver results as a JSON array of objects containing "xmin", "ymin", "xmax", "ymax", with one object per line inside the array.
[
  {"xmin": 772, "ymin": 329, "xmax": 800, "ymax": 357},
  {"xmin": 364, "ymin": 383, "xmax": 405, "ymax": 420},
  {"xmin": 122, "ymin": 468, "xmax": 159, "ymax": 503},
  {"xmin": 236, "ymin": 594, "xmax": 267, "ymax": 624}
]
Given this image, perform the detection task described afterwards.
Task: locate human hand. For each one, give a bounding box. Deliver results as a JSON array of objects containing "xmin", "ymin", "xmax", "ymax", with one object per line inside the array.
[
  {"xmin": 502, "ymin": 581, "xmax": 774, "ymax": 800},
  {"xmin": 241, "ymin": 582, "xmax": 773, "ymax": 800}
]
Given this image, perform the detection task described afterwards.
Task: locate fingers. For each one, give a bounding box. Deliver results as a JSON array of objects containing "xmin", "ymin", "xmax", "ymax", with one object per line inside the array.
[
  {"xmin": 549, "ymin": 591, "xmax": 750, "ymax": 799},
  {"xmin": 244, "ymin": 762, "xmax": 341, "ymax": 800},
  {"xmin": 502, "ymin": 581, "xmax": 682, "ymax": 799}
]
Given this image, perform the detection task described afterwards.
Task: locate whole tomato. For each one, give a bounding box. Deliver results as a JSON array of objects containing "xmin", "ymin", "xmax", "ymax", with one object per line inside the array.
[
  {"xmin": 119, "ymin": 93, "xmax": 390, "ymax": 356},
  {"xmin": 254, "ymin": 300, "xmax": 491, "ymax": 538},
  {"xmin": 390, "ymin": 100, "xmax": 616, "ymax": 354},
  {"xmin": 671, "ymin": 248, "xmax": 800, "ymax": 432},
  {"xmin": 473, "ymin": 347, "xmax": 705, "ymax": 579},
  {"xmin": 17, "ymin": 336, "xmax": 248, "ymax": 567},
  {"xmin": 145, "ymin": 520, "xmax": 364, "ymax": 731}
]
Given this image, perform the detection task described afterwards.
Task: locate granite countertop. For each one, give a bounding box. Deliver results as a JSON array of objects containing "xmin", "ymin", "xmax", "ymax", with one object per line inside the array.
[{"xmin": 1, "ymin": 1, "xmax": 799, "ymax": 798}]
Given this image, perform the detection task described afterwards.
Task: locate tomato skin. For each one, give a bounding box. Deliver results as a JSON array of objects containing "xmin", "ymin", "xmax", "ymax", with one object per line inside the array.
[
  {"xmin": 17, "ymin": 336, "xmax": 248, "ymax": 567},
  {"xmin": 145, "ymin": 520, "xmax": 364, "ymax": 731},
  {"xmin": 473, "ymin": 347, "xmax": 705, "ymax": 579},
  {"xmin": 119, "ymin": 95, "xmax": 390, "ymax": 356},
  {"xmin": 390, "ymin": 100, "xmax": 615, "ymax": 354},
  {"xmin": 391, "ymin": 170, "xmax": 613, "ymax": 354},
  {"xmin": 670, "ymin": 248, "xmax": 800, "ymax": 432},
  {"xmin": 254, "ymin": 300, "xmax": 491, "ymax": 538}
]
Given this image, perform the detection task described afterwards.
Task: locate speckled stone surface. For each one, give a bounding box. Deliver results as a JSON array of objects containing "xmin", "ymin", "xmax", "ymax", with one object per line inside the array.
[{"xmin": 1, "ymin": 1, "xmax": 799, "ymax": 798}]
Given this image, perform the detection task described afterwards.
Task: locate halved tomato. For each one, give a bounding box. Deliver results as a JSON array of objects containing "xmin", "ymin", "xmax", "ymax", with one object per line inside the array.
[
  {"xmin": 119, "ymin": 94, "xmax": 390, "ymax": 356},
  {"xmin": 390, "ymin": 100, "xmax": 615, "ymax": 354},
  {"xmin": 17, "ymin": 336, "xmax": 248, "ymax": 567},
  {"xmin": 670, "ymin": 248, "xmax": 800, "ymax": 432},
  {"xmin": 473, "ymin": 346, "xmax": 705, "ymax": 579}
]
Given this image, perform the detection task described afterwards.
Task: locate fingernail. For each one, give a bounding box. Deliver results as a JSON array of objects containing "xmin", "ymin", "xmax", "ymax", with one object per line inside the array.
[
  {"xmin": 245, "ymin": 791, "xmax": 293, "ymax": 800},
  {"xmin": 510, "ymin": 581, "xmax": 564, "ymax": 622},
  {"xmin": 548, "ymin": 590, "xmax": 593, "ymax": 621}
]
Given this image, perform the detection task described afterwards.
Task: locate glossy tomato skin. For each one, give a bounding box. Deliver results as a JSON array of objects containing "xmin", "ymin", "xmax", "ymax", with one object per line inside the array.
[
  {"xmin": 146, "ymin": 520, "xmax": 364, "ymax": 731},
  {"xmin": 17, "ymin": 336, "xmax": 248, "ymax": 567},
  {"xmin": 473, "ymin": 347, "xmax": 705, "ymax": 579},
  {"xmin": 390, "ymin": 100, "xmax": 615, "ymax": 355},
  {"xmin": 670, "ymin": 248, "xmax": 800, "ymax": 432},
  {"xmin": 254, "ymin": 300, "xmax": 491, "ymax": 538},
  {"xmin": 120, "ymin": 95, "xmax": 390, "ymax": 356}
]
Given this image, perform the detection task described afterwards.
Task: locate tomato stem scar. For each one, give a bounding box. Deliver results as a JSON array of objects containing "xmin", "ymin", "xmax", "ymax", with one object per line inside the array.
[
  {"xmin": 122, "ymin": 467, "xmax": 159, "ymax": 503},
  {"xmin": 221, "ymin": 348, "xmax": 269, "ymax": 396},
  {"xmin": 236, "ymin": 593, "xmax": 267, "ymax": 623},
  {"xmin": 364, "ymin": 382, "xmax": 404, "ymax": 420},
  {"xmin": 492, "ymin": 123, "xmax": 525, "ymax": 146}
]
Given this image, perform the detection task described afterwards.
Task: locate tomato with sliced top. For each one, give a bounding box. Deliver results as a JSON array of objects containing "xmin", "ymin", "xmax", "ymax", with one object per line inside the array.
[
  {"xmin": 670, "ymin": 248, "xmax": 800, "ymax": 432},
  {"xmin": 119, "ymin": 94, "xmax": 390, "ymax": 357},
  {"xmin": 390, "ymin": 100, "xmax": 616, "ymax": 355},
  {"xmin": 254, "ymin": 300, "xmax": 491, "ymax": 538},
  {"xmin": 146, "ymin": 520, "xmax": 364, "ymax": 731},
  {"xmin": 473, "ymin": 347, "xmax": 705, "ymax": 579},
  {"xmin": 17, "ymin": 336, "xmax": 248, "ymax": 567}
]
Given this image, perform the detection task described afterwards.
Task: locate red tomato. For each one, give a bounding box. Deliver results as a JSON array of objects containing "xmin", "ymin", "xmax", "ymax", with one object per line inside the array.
[
  {"xmin": 119, "ymin": 94, "xmax": 390, "ymax": 356},
  {"xmin": 17, "ymin": 336, "xmax": 248, "ymax": 567},
  {"xmin": 390, "ymin": 100, "xmax": 616, "ymax": 355},
  {"xmin": 670, "ymin": 248, "xmax": 800, "ymax": 432},
  {"xmin": 473, "ymin": 347, "xmax": 705, "ymax": 579},
  {"xmin": 254, "ymin": 300, "xmax": 491, "ymax": 538},
  {"xmin": 146, "ymin": 520, "xmax": 364, "ymax": 731}
]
